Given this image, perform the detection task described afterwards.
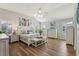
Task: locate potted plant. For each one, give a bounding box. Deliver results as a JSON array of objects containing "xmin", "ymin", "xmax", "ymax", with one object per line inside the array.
[
  {"xmin": 38, "ymin": 29, "xmax": 43, "ymax": 37},
  {"xmin": 35, "ymin": 26, "xmax": 43, "ymax": 37}
]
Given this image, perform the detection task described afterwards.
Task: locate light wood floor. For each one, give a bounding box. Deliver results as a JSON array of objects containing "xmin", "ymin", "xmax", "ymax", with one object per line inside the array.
[{"xmin": 9, "ymin": 38, "xmax": 75, "ymax": 56}]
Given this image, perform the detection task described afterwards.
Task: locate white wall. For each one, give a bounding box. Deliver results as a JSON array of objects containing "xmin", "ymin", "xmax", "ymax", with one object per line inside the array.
[
  {"xmin": 42, "ymin": 18, "xmax": 73, "ymax": 39},
  {"xmin": 0, "ymin": 8, "xmax": 28, "ymax": 31},
  {"xmin": 77, "ymin": 25, "xmax": 79, "ymax": 55},
  {"xmin": 0, "ymin": 8, "xmax": 42, "ymax": 33},
  {"xmin": 72, "ymin": 3, "xmax": 78, "ymax": 55},
  {"xmin": 76, "ymin": 4, "xmax": 79, "ymax": 55},
  {"xmin": 56, "ymin": 18, "xmax": 73, "ymax": 40},
  {"xmin": 73, "ymin": 12, "xmax": 77, "ymax": 51}
]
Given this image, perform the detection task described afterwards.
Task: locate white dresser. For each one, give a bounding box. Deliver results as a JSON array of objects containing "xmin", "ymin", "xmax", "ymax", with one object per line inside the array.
[
  {"xmin": 10, "ymin": 34, "xmax": 19, "ymax": 43},
  {"xmin": 0, "ymin": 34, "xmax": 9, "ymax": 56}
]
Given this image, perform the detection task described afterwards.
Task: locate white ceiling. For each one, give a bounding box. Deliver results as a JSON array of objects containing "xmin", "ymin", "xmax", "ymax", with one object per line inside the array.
[{"xmin": 0, "ymin": 3, "xmax": 76, "ymax": 21}]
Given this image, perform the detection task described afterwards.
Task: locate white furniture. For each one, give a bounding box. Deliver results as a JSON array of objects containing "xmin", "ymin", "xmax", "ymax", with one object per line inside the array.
[
  {"xmin": 47, "ymin": 28, "xmax": 57, "ymax": 38},
  {"xmin": 66, "ymin": 26, "xmax": 74, "ymax": 45},
  {"xmin": 0, "ymin": 34, "xmax": 9, "ymax": 56},
  {"xmin": 31, "ymin": 29, "xmax": 48, "ymax": 47},
  {"xmin": 20, "ymin": 33, "xmax": 39, "ymax": 46},
  {"xmin": 10, "ymin": 34, "xmax": 19, "ymax": 43},
  {"xmin": 31, "ymin": 36, "xmax": 47, "ymax": 47}
]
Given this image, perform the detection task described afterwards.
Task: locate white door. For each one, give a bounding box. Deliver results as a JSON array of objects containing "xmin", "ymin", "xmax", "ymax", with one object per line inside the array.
[{"xmin": 66, "ymin": 26, "xmax": 73, "ymax": 45}]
